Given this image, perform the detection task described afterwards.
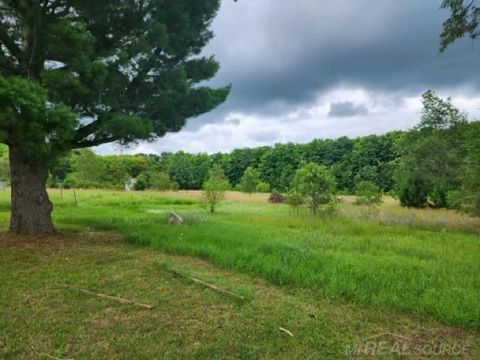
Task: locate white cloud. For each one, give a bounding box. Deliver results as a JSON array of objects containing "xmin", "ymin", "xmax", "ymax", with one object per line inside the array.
[{"xmin": 94, "ymin": 86, "xmax": 480, "ymax": 155}]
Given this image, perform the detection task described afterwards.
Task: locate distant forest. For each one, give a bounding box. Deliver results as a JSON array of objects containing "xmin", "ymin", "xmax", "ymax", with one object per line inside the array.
[
  {"xmin": 53, "ymin": 130, "xmax": 402, "ymax": 193},
  {"xmin": 0, "ymin": 91, "xmax": 476, "ymax": 215}
]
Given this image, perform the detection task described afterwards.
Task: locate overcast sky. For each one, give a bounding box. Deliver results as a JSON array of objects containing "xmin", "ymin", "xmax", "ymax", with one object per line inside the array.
[{"xmin": 96, "ymin": 0, "xmax": 480, "ymax": 155}]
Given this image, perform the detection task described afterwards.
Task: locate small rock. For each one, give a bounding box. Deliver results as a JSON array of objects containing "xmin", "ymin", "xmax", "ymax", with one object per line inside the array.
[{"xmin": 168, "ymin": 212, "xmax": 184, "ymax": 225}]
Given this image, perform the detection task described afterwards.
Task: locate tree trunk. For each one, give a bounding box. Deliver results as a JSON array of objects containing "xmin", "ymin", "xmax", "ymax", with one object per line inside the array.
[{"xmin": 9, "ymin": 146, "xmax": 54, "ymax": 235}]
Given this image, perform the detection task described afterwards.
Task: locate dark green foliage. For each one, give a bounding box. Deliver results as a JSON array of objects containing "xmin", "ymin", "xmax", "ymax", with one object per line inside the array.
[
  {"xmin": 304, "ymin": 137, "xmax": 355, "ymax": 190},
  {"xmin": 165, "ymin": 152, "xmax": 212, "ymax": 190},
  {"xmin": 450, "ymin": 122, "xmax": 480, "ymax": 215},
  {"xmin": 219, "ymin": 147, "xmax": 269, "ymax": 187},
  {"xmin": 439, "ymin": 0, "xmax": 480, "ymax": 223},
  {"xmin": 259, "ymin": 143, "xmax": 302, "ymax": 192},
  {"xmin": 57, "ymin": 131, "xmax": 406, "ymax": 193},
  {"xmin": 398, "ymin": 176, "xmax": 430, "ymax": 208},
  {"xmin": 350, "ymin": 133, "xmax": 400, "ymax": 192},
  {"xmin": 0, "ymin": 0, "xmax": 229, "ymax": 233},
  {"xmin": 396, "ymin": 135, "xmax": 460, "ymax": 208},
  {"xmin": 191, "ymin": 154, "xmax": 211, "ymax": 190},
  {"xmin": 395, "ymin": 91, "xmax": 467, "ymax": 209},
  {"xmin": 0, "ymin": 76, "xmax": 76, "ymax": 161},
  {"xmin": 167, "ymin": 152, "xmax": 195, "ymax": 190},
  {"xmin": 438, "ymin": 0, "xmax": 479, "ymax": 221},
  {"xmin": 303, "ymin": 137, "xmax": 354, "ymax": 166},
  {"xmin": 0, "ymin": 0, "xmax": 229, "ymax": 159},
  {"xmin": 134, "ymin": 173, "xmax": 150, "ymax": 191}
]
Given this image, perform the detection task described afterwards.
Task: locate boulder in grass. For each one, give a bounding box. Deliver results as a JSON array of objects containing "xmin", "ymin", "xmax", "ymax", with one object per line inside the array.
[{"xmin": 168, "ymin": 212, "xmax": 184, "ymax": 225}]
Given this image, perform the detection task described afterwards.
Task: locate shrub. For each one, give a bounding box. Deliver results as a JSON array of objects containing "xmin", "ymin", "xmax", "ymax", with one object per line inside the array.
[
  {"xmin": 398, "ymin": 176, "xmax": 430, "ymax": 208},
  {"xmin": 268, "ymin": 191, "xmax": 285, "ymax": 203},
  {"xmin": 292, "ymin": 163, "xmax": 336, "ymax": 215},
  {"xmin": 201, "ymin": 165, "xmax": 230, "ymax": 213},
  {"xmin": 285, "ymin": 191, "xmax": 305, "ymax": 215},
  {"xmin": 355, "ymin": 181, "xmax": 383, "ymax": 206}
]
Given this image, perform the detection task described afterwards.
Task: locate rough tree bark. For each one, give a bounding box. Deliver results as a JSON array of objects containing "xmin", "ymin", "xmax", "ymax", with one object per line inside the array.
[{"xmin": 9, "ymin": 145, "xmax": 54, "ymax": 235}]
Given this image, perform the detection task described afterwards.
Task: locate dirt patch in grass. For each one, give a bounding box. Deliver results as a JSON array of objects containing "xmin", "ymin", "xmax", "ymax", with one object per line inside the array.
[{"xmin": 0, "ymin": 231, "xmax": 122, "ymax": 253}]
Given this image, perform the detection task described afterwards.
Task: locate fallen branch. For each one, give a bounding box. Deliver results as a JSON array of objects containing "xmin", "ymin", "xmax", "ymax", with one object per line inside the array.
[
  {"xmin": 31, "ymin": 346, "xmax": 75, "ymax": 360},
  {"xmin": 163, "ymin": 266, "xmax": 246, "ymax": 301},
  {"xmin": 60, "ymin": 284, "xmax": 153, "ymax": 309},
  {"xmin": 279, "ymin": 327, "xmax": 294, "ymax": 337}
]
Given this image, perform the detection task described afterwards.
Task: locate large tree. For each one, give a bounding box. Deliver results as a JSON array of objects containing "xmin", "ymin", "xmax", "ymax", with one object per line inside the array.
[
  {"xmin": 439, "ymin": 2, "xmax": 480, "ymax": 216},
  {"xmin": 395, "ymin": 91, "xmax": 467, "ymax": 208},
  {"xmin": 0, "ymin": 0, "xmax": 229, "ymax": 234}
]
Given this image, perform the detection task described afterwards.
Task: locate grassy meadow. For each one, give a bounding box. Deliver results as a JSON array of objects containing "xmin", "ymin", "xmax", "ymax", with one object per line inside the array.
[{"xmin": 1, "ymin": 189, "xmax": 480, "ymax": 358}]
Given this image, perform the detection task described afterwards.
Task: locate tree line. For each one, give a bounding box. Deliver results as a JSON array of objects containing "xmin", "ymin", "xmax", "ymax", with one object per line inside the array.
[
  {"xmin": 17, "ymin": 91, "xmax": 473, "ymax": 216},
  {"xmin": 45, "ymin": 132, "xmax": 399, "ymax": 194}
]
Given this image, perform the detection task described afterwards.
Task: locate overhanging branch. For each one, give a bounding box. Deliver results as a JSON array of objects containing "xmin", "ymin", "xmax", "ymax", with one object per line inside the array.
[{"xmin": 72, "ymin": 135, "xmax": 120, "ymax": 149}]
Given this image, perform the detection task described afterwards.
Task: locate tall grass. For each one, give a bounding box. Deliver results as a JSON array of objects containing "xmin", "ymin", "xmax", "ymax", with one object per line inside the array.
[{"xmin": 2, "ymin": 189, "xmax": 479, "ymax": 330}]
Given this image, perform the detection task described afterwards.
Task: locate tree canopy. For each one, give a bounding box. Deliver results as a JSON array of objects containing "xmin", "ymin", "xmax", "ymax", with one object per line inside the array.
[{"xmin": 0, "ymin": 0, "xmax": 229, "ymax": 159}]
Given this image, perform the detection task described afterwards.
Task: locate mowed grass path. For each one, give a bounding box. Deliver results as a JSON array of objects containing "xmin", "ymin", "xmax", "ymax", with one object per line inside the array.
[
  {"xmin": 0, "ymin": 189, "xmax": 479, "ymax": 332},
  {"xmin": 2, "ymin": 233, "xmax": 478, "ymax": 359}
]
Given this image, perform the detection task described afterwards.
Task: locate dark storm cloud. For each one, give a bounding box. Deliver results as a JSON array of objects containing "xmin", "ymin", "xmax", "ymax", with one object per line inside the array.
[
  {"xmin": 329, "ymin": 101, "xmax": 369, "ymax": 118},
  {"xmin": 193, "ymin": 0, "xmax": 480, "ymax": 123},
  {"xmin": 97, "ymin": 0, "xmax": 480, "ymax": 154}
]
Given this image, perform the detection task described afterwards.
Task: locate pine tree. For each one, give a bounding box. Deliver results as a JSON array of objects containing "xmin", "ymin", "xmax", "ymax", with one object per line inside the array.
[{"xmin": 0, "ymin": 0, "xmax": 229, "ymax": 234}]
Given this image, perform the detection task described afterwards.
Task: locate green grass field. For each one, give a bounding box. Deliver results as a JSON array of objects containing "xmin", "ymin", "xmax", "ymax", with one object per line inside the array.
[{"xmin": 1, "ymin": 189, "xmax": 479, "ymax": 358}]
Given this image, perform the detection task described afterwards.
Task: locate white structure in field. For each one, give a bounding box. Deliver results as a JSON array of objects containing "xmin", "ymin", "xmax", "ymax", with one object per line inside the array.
[{"xmin": 124, "ymin": 178, "xmax": 137, "ymax": 191}]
